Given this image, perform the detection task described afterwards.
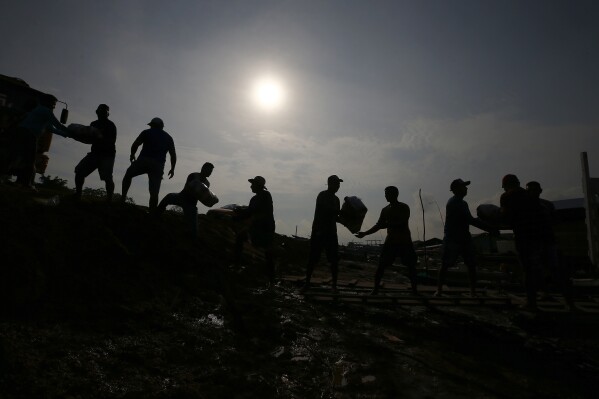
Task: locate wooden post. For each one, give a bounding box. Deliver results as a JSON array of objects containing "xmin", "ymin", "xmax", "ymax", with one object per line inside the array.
[{"xmin": 581, "ymin": 152, "xmax": 599, "ymax": 275}]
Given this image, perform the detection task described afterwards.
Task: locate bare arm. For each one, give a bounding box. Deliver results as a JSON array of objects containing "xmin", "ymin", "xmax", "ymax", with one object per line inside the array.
[
  {"xmin": 130, "ymin": 136, "xmax": 143, "ymax": 162},
  {"xmin": 167, "ymin": 147, "xmax": 176, "ymax": 179}
]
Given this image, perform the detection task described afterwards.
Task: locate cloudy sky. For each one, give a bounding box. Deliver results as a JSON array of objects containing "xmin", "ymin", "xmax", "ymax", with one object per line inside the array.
[{"xmin": 2, "ymin": 0, "xmax": 598, "ymax": 243}]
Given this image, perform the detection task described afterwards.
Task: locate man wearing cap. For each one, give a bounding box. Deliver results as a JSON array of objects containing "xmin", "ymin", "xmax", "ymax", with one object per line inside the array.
[
  {"xmin": 300, "ymin": 175, "xmax": 343, "ymax": 293},
  {"xmin": 501, "ymin": 174, "xmax": 548, "ymax": 310},
  {"xmin": 121, "ymin": 117, "xmax": 176, "ymax": 211},
  {"xmin": 155, "ymin": 162, "xmax": 214, "ymax": 238},
  {"xmin": 435, "ymin": 179, "xmax": 497, "ymax": 297},
  {"xmin": 73, "ymin": 104, "xmax": 117, "ymax": 201},
  {"xmin": 356, "ymin": 186, "xmax": 418, "ymax": 295},
  {"xmin": 232, "ymin": 176, "xmax": 276, "ymax": 286}
]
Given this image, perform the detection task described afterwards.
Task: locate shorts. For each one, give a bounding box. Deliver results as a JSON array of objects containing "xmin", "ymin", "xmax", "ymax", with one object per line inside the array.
[
  {"xmin": 75, "ymin": 152, "xmax": 115, "ymax": 181},
  {"xmin": 124, "ymin": 157, "xmax": 164, "ymax": 195},
  {"xmin": 308, "ymin": 231, "xmax": 339, "ymax": 264},
  {"xmin": 380, "ymin": 239, "xmax": 417, "ymax": 267},
  {"xmin": 442, "ymin": 238, "xmax": 476, "ymax": 267}
]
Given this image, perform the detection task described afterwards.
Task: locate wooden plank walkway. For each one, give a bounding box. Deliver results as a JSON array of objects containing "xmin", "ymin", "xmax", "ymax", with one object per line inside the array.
[{"xmin": 282, "ymin": 275, "xmax": 599, "ymax": 312}]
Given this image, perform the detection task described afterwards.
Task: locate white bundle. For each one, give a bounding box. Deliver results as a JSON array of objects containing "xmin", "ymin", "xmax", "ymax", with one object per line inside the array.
[
  {"xmin": 67, "ymin": 124, "xmax": 103, "ymax": 144},
  {"xmin": 189, "ymin": 179, "xmax": 219, "ymax": 207}
]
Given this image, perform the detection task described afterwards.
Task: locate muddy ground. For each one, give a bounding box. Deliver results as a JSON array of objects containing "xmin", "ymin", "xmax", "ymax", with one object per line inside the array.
[{"xmin": 1, "ymin": 184, "xmax": 599, "ymax": 398}]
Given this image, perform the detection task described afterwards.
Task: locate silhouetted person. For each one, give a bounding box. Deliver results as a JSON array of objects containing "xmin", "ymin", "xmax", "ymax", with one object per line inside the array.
[
  {"xmin": 526, "ymin": 181, "xmax": 574, "ymax": 308},
  {"xmin": 435, "ymin": 179, "xmax": 498, "ymax": 297},
  {"xmin": 156, "ymin": 162, "xmax": 214, "ymax": 238},
  {"xmin": 73, "ymin": 104, "xmax": 117, "ymax": 201},
  {"xmin": 232, "ymin": 176, "xmax": 276, "ymax": 287},
  {"xmin": 500, "ymin": 174, "xmax": 549, "ymax": 310},
  {"xmin": 356, "ymin": 186, "xmax": 418, "ymax": 295},
  {"xmin": 300, "ymin": 175, "xmax": 343, "ymax": 293},
  {"xmin": 121, "ymin": 117, "xmax": 176, "ymax": 211},
  {"xmin": 12, "ymin": 94, "xmax": 69, "ymax": 189}
]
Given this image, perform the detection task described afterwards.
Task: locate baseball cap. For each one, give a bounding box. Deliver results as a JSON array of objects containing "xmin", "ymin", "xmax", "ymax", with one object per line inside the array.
[
  {"xmin": 148, "ymin": 117, "xmax": 164, "ymax": 128},
  {"xmin": 502, "ymin": 174, "xmax": 520, "ymax": 188},
  {"xmin": 327, "ymin": 175, "xmax": 343, "ymax": 184},
  {"xmin": 450, "ymin": 178, "xmax": 470, "ymax": 191},
  {"xmin": 248, "ymin": 176, "xmax": 266, "ymax": 188}
]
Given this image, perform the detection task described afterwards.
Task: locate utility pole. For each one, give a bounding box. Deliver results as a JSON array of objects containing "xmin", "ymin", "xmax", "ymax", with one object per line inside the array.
[{"xmin": 581, "ymin": 152, "xmax": 599, "ymax": 275}]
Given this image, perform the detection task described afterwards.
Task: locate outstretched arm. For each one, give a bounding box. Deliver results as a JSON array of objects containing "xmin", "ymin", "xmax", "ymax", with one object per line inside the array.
[{"xmin": 355, "ymin": 209, "xmax": 385, "ymax": 238}]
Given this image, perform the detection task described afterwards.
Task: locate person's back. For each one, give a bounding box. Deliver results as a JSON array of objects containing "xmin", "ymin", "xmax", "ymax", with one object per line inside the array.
[
  {"xmin": 138, "ymin": 127, "xmax": 174, "ymax": 164},
  {"xmin": 312, "ymin": 190, "xmax": 340, "ymax": 235}
]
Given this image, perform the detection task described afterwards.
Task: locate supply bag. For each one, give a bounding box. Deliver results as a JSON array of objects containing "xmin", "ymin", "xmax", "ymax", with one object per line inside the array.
[
  {"xmin": 339, "ymin": 196, "xmax": 368, "ymax": 233},
  {"xmin": 476, "ymin": 204, "xmax": 510, "ymax": 229},
  {"xmin": 67, "ymin": 124, "xmax": 103, "ymax": 144},
  {"xmin": 189, "ymin": 179, "xmax": 219, "ymax": 207}
]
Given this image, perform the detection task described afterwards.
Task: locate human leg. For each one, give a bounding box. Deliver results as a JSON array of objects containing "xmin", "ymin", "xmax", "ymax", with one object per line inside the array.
[
  {"xmin": 121, "ymin": 159, "xmax": 150, "ymax": 203},
  {"xmin": 517, "ymin": 240, "xmax": 542, "ymax": 308},
  {"xmin": 323, "ymin": 234, "xmax": 339, "ymax": 290},
  {"xmin": 157, "ymin": 192, "xmax": 182, "ymax": 215},
  {"xmin": 437, "ymin": 240, "xmax": 460, "ymax": 294},
  {"xmin": 98, "ymin": 155, "xmax": 115, "ymax": 201},
  {"xmin": 74, "ymin": 153, "xmax": 98, "ymax": 198},
  {"xmin": 462, "ymin": 240, "xmax": 478, "ymax": 296},
  {"xmin": 182, "ymin": 203, "xmax": 199, "ymax": 238},
  {"xmin": 399, "ymin": 241, "xmax": 418, "ymax": 293},
  {"xmin": 147, "ymin": 163, "xmax": 164, "ymax": 212},
  {"xmin": 301, "ymin": 234, "xmax": 323, "ymax": 292},
  {"xmin": 373, "ymin": 243, "xmax": 396, "ymax": 294}
]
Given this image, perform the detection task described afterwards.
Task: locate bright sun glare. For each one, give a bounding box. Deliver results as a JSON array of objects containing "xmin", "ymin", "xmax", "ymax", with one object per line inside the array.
[{"xmin": 252, "ymin": 77, "xmax": 286, "ymax": 112}]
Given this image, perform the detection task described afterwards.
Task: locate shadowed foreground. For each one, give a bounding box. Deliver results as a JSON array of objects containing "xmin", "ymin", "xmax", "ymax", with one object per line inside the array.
[{"xmin": 1, "ymin": 185, "xmax": 598, "ymax": 398}]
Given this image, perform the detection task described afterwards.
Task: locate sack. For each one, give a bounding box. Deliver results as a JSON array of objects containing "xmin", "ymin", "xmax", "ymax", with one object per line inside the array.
[
  {"xmin": 339, "ymin": 196, "xmax": 368, "ymax": 233},
  {"xmin": 476, "ymin": 204, "xmax": 509, "ymax": 229},
  {"xmin": 67, "ymin": 123, "xmax": 103, "ymax": 144},
  {"xmin": 189, "ymin": 179, "xmax": 219, "ymax": 207}
]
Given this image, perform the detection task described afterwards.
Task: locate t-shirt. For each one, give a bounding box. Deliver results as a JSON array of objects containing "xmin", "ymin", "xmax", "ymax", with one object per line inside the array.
[
  {"xmin": 311, "ymin": 190, "xmax": 340, "ymax": 236},
  {"xmin": 247, "ymin": 190, "xmax": 276, "ymax": 233},
  {"xmin": 137, "ymin": 128, "xmax": 175, "ymax": 164},
  {"xmin": 90, "ymin": 118, "xmax": 117, "ymax": 155},
  {"xmin": 373, "ymin": 201, "xmax": 412, "ymax": 244},
  {"xmin": 444, "ymin": 196, "xmax": 475, "ymax": 241},
  {"xmin": 18, "ymin": 105, "xmax": 64, "ymax": 137}
]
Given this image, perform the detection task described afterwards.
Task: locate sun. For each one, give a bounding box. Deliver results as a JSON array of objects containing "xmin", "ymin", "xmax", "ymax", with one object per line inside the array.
[{"xmin": 251, "ymin": 76, "xmax": 286, "ymax": 112}]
